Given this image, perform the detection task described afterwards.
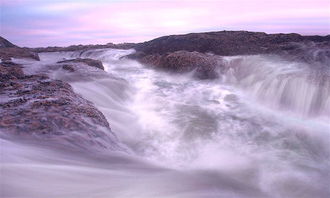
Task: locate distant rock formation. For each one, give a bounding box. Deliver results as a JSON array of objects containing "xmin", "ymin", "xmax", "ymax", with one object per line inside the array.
[
  {"xmin": 0, "ymin": 61, "xmax": 120, "ymax": 150},
  {"xmin": 128, "ymin": 31, "xmax": 330, "ymax": 78},
  {"xmin": 0, "ymin": 36, "xmax": 40, "ymax": 61},
  {"xmin": 134, "ymin": 31, "xmax": 330, "ymax": 56},
  {"xmin": 0, "ymin": 37, "xmax": 17, "ymax": 48},
  {"xmin": 32, "ymin": 42, "xmax": 136, "ymax": 53},
  {"xmin": 57, "ymin": 58, "xmax": 104, "ymax": 70}
]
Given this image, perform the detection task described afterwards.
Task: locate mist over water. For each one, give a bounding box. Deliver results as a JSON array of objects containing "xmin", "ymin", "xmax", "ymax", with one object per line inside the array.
[{"xmin": 2, "ymin": 48, "xmax": 330, "ymax": 198}]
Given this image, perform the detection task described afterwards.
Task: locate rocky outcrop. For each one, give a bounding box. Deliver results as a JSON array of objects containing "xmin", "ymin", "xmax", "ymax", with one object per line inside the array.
[
  {"xmin": 0, "ymin": 37, "xmax": 17, "ymax": 48},
  {"xmin": 134, "ymin": 31, "xmax": 330, "ymax": 56},
  {"xmin": 0, "ymin": 61, "xmax": 120, "ymax": 150},
  {"xmin": 0, "ymin": 37, "xmax": 40, "ymax": 61},
  {"xmin": 140, "ymin": 51, "xmax": 223, "ymax": 79},
  {"xmin": 128, "ymin": 31, "xmax": 330, "ymax": 78},
  {"xmin": 57, "ymin": 58, "xmax": 104, "ymax": 70}
]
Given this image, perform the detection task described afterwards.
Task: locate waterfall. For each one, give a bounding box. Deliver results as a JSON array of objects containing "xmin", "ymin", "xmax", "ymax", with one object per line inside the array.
[{"xmin": 2, "ymin": 48, "xmax": 330, "ymax": 198}]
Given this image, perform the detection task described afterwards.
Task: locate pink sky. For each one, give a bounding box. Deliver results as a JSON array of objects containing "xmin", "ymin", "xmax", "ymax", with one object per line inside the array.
[{"xmin": 1, "ymin": 0, "xmax": 329, "ymax": 47}]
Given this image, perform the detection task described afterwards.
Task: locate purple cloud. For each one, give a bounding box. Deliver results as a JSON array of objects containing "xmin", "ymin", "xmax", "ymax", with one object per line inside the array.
[{"xmin": 1, "ymin": 0, "xmax": 329, "ymax": 47}]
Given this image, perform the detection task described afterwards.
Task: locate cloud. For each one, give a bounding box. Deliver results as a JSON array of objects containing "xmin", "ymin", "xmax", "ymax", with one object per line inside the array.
[{"xmin": 1, "ymin": 0, "xmax": 329, "ymax": 47}]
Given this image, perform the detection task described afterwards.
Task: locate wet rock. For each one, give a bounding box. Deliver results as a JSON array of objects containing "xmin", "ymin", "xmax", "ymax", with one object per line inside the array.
[
  {"xmin": 140, "ymin": 51, "xmax": 223, "ymax": 79},
  {"xmin": 62, "ymin": 64, "xmax": 75, "ymax": 72},
  {"xmin": 0, "ymin": 63, "xmax": 120, "ymax": 150},
  {"xmin": 0, "ymin": 62, "xmax": 25, "ymax": 80},
  {"xmin": 57, "ymin": 58, "xmax": 104, "ymax": 70},
  {"xmin": 278, "ymin": 41, "xmax": 330, "ymax": 66}
]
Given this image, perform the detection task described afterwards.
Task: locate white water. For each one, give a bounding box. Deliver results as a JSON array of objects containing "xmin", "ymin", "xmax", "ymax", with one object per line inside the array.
[{"xmin": 2, "ymin": 48, "xmax": 330, "ymax": 198}]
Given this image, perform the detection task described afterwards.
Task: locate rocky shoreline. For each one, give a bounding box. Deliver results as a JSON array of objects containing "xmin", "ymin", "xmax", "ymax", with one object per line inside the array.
[{"xmin": 1, "ymin": 30, "xmax": 329, "ymax": 149}]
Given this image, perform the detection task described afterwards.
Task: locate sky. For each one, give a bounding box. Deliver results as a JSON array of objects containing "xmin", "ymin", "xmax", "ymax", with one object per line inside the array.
[{"xmin": 1, "ymin": 0, "xmax": 329, "ymax": 47}]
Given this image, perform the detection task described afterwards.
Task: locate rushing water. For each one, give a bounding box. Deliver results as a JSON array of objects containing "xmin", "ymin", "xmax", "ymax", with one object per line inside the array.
[{"xmin": 2, "ymin": 48, "xmax": 330, "ymax": 198}]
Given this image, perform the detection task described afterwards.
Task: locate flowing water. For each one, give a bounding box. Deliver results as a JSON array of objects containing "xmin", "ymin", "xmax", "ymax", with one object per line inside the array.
[{"xmin": 1, "ymin": 48, "xmax": 330, "ymax": 198}]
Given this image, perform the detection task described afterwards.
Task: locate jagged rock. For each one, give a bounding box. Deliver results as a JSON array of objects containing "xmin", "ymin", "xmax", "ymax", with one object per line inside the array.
[
  {"xmin": 140, "ymin": 51, "xmax": 223, "ymax": 79},
  {"xmin": 0, "ymin": 63, "xmax": 120, "ymax": 150},
  {"xmin": 57, "ymin": 58, "xmax": 104, "ymax": 70}
]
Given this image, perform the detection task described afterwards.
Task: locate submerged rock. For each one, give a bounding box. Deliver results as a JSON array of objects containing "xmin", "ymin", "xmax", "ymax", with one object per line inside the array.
[
  {"xmin": 0, "ymin": 62, "xmax": 121, "ymax": 151},
  {"xmin": 57, "ymin": 58, "xmax": 104, "ymax": 70}
]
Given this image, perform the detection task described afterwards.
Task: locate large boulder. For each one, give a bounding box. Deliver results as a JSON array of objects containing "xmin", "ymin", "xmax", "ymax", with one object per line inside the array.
[
  {"xmin": 0, "ymin": 62, "xmax": 120, "ymax": 151},
  {"xmin": 140, "ymin": 51, "xmax": 223, "ymax": 79}
]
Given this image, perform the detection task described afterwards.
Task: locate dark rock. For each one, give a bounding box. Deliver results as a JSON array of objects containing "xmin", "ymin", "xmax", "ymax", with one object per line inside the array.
[
  {"xmin": 0, "ymin": 37, "xmax": 40, "ymax": 61},
  {"xmin": 31, "ymin": 42, "xmax": 136, "ymax": 53},
  {"xmin": 278, "ymin": 41, "xmax": 330, "ymax": 65},
  {"xmin": 0, "ymin": 36, "xmax": 17, "ymax": 48},
  {"xmin": 140, "ymin": 51, "xmax": 223, "ymax": 79},
  {"xmin": 134, "ymin": 31, "xmax": 330, "ymax": 56},
  {"xmin": 0, "ymin": 62, "xmax": 25, "ymax": 80},
  {"xmin": 57, "ymin": 58, "xmax": 104, "ymax": 70},
  {"xmin": 127, "ymin": 31, "xmax": 330, "ymax": 75},
  {"xmin": 62, "ymin": 64, "xmax": 75, "ymax": 72},
  {"xmin": 0, "ymin": 47, "xmax": 40, "ymax": 61}
]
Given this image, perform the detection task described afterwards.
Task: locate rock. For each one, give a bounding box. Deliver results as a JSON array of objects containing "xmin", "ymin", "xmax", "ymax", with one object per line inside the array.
[
  {"xmin": 0, "ymin": 63, "xmax": 120, "ymax": 151},
  {"xmin": 134, "ymin": 31, "xmax": 330, "ymax": 56},
  {"xmin": 31, "ymin": 43, "xmax": 136, "ymax": 53},
  {"xmin": 0, "ymin": 37, "xmax": 40, "ymax": 61},
  {"xmin": 62, "ymin": 64, "xmax": 75, "ymax": 72},
  {"xmin": 278, "ymin": 41, "xmax": 330, "ymax": 65},
  {"xmin": 140, "ymin": 51, "xmax": 223, "ymax": 79},
  {"xmin": 0, "ymin": 36, "xmax": 17, "ymax": 48},
  {"xmin": 57, "ymin": 58, "xmax": 104, "ymax": 70},
  {"xmin": 0, "ymin": 61, "xmax": 25, "ymax": 79},
  {"xmin": 127, "ymin": 31, "xmax": 330, "ymax": 75},
  {"xmin": 0, "ymin": 47, "xmax": 40, "ymax": 61}
]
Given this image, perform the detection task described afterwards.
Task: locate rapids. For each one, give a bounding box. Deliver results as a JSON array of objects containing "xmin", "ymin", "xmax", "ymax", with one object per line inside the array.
[{"xmin": 1, "ymin": 48, "xmax": 330, "ymax": 198}]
